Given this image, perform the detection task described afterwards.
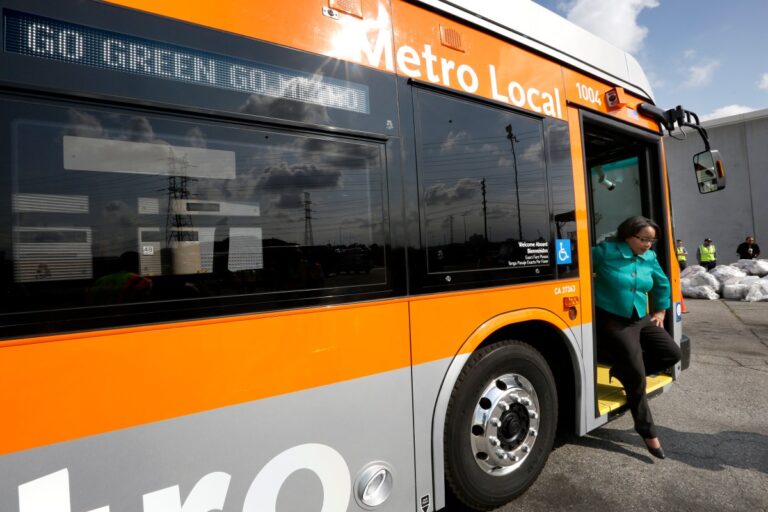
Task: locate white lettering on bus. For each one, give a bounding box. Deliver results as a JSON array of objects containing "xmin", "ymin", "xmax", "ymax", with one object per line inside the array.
[
  {"xmin": 17, "ymin": 444, "xmax": 351, "ymax": 512},
  {"xmin": 527, "ymin": 87, "xmax": 541, "ymax": 113},
  {"xmin": 440, "ymin": 57, "xmax": 456, "ymax": 86},
  {"xmin": 396, "ymin": 45, "xmax": 421, "ymax": 78},
  {"xmin": 575, "ymin": 82, "xmax": 603, "ymax": 107},
  {"xmin": 456, "ymin": 64, "xmax": 479, "ymax": 93},
  {"xmin": 490, "ymin": 64, "xmax": 509, "ymax": 103},
  {"xmin": 230, "ymin": 64, "xmax": 252, "ymax": 91},
  {"xmin": 27, "ymin": 24, "xmax": 83, "ymax": 60},
  {"xmin": 103, "ymin": 39, "xmax": 125, "ymax": 67},
  {"xmin": 393, "ymin": 41, "xmax": 483, "ymax": 94},
  {"xmin": 27, "ymin": 23, "xmax": 55, "ymax": 55},
  {"xmin": 102, "ymin": 39, "xmax": 217, "ymax": 84},
  {"xmin": 508, "ymin": 80, "xmax": 526, "ymax": 107},
  {"xmin": 153, "ymin": 49, "xmax": 174, "ymax": 77},
  {"xmin": 22, "ymin": 16, "xmax": 565, "ymax": 118},
  {"xmin": 488, "ymin": 64, "xmax": 562, "ymax": 117},
  {"xmin": 143, "ymin": 472, "xmax": 231, "ymax": 512},
  {"xmin": 58, "ymin": 30, "xmax": 84, "ymax": 60},
  {"xmin": 128, "ymin": 43, "xmax": 152, "ymax": 73},
  {"xmin": 18, "ymin": 469, "xmax": 106, "ymax": 512},
  {"xmin": 194, "ymin": 58, "xmax": 216, "ymax": 84},
  {"xmin": 358, "ymin": 26, "xmax": 395, "ymax": 72},
  {"xmin": 353, "ymin": 24, "xmax": 564, "ymax": 118},
  {"xmin": 242, "ymin": 444, "xmax": 350, "ymax": 511},
  {"xmin": 173, "ymin": 53, "xmax": 196, "ymax": 81},
  {"xmin": 421, "ymin": 44, "xmax": 440, "ymax": 83},
  {"xmin": 543, "ymin": 89, "xmax": 561, "ymax": 118}
]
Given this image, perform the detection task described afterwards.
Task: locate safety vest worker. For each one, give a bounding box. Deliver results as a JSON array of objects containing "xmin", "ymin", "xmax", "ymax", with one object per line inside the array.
[
  {"xmin": 675, "ymin": 240, "xmax": 688, "ymax": 270},
  {"xmin": 697, "ymin": 239, "xmax": 716, "ymax": 270}
]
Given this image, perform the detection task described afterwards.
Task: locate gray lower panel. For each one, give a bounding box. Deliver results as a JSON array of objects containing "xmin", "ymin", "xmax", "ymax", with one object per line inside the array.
[
  {"xmin": 1, "ymin": 368, "xmax": 415, "ymax": 512},
  {"xmin": 411, "ymin": 354, "xmax": 468, "ymax": 512}
]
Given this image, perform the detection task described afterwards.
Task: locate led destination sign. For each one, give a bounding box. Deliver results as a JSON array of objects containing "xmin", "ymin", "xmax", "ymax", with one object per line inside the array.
[{"xmin": 4, "ymin": 11, "xmax": 370, "ymax": 114}]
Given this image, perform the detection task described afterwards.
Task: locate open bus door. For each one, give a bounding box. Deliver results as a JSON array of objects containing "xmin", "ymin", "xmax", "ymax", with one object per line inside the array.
[
  {"xmin": 582, "ymin": 104, "xmax": 725, "ymax": 428},
  {"xmin": 581, "ymin": 113, "xmax": 676, "ymax": 427}
]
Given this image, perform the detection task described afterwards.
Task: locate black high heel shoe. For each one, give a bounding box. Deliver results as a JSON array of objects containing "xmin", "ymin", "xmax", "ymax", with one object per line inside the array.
[{"xmin": 644, "ymin": 438, "xmax": 666, "ymax": 459}]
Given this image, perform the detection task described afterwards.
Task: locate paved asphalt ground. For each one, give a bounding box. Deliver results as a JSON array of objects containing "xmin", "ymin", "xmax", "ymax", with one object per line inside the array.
[{"xmin": 446, "ymin": 298, "xmax": 768, "ymax": 512}]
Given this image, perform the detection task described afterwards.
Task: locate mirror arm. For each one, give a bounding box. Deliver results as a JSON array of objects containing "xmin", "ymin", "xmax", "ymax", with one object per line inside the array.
[
  {"xmin": 637, "ymin": 103, "xmax": 675, "ymax": 132},
  {"xmin": 680, "ymin": 122, "xmax": 710, "ymax": 151},
  {"xmin": 637, "ymin": 103, "xmax": 711, "ymax": 151}
]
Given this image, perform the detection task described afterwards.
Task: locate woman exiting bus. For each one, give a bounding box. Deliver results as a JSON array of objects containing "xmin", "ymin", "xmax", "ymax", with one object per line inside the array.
[{"xmin": 592, "ymin": 216, "xmax": 681, "ymax": 459}]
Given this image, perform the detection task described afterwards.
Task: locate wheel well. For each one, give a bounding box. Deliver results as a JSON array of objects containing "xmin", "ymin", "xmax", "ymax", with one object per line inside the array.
[{"xmin": 479, "ymin": 320, "xmax": 579, "ymax": 440}]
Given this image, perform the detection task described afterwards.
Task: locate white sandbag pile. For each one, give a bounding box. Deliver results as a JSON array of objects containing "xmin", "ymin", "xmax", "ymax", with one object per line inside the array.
[
  {"xmin": 722, "ymin": 276, "xmax": 760, "ymax": 300},
  {"xmin": 709, "ymin": 265, "xmax": 746, "ymax": 285},
  {"xmin": 680, "ymin": 265, "xmax": 706, "ymax": 279},
  {"xmin": 681, "ymin": 265, "xmax": 720, "ymax": 299},
  {"xmin": 744, "ymin": 279, "xmax": 768, "ymax": 302},
  {"xmin": 732, "ymin": 259, "xmax": 768, "ymax": 277},
  {"xmin": 681, "ymin": 260, "xmax": 768, "ymax": 301}
]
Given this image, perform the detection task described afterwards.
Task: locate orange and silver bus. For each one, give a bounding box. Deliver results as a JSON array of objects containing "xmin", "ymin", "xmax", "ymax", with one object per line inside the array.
[{"xmin": 0, "ymin": 1, "xmax": 725, "ymax": 511}]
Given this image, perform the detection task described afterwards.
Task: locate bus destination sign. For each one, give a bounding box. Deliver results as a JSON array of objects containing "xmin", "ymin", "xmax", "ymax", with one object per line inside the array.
[{"xmin": 4, "ymin": 11, "xmax": 370, "ymax": 114}]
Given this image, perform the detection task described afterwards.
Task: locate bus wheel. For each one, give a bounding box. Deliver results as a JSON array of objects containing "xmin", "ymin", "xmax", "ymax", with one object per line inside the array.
[{"xmin": 444, "ymin": 340, "xmax": 558, "ymax": 511}]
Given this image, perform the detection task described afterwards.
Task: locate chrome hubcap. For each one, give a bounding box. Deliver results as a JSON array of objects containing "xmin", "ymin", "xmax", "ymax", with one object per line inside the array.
[{"xmin": 470, "ymin": 374, "xmax": 540, "ymax": 475}]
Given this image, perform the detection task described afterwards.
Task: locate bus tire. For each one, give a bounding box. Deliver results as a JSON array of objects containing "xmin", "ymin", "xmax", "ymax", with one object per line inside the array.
[{"xmin": 444, "ymin": 340, "xmax": 558, "ymax": 511}]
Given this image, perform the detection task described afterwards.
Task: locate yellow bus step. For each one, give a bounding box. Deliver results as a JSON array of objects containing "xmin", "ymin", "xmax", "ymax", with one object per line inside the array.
[{"xmin": 596, "ymin": 364, "xmax": 673, "ymax": 416}]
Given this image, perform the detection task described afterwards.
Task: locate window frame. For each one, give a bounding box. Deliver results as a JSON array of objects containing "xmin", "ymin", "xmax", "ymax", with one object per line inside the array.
[
  {"xmin": 0, "ymin": 92, "xmax": 396, "ymax": 340},
  {"xmin": 409, "ymin": 85, "xmax": 571, "ymax": 293}
]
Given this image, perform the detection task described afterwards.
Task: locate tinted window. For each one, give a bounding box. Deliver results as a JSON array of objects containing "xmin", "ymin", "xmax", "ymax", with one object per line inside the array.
[
  {"xmin": 590, "ymin": 156, "xmax": 642, "ymax": 243},
  {"xmin": 0, "ymin": 97, "xmax": 387, "ymax": 318},
  {"xmin": 545, "ymin": 118, "xmax": 578, "ymax": 278},
  {"xmin": 414, "ymin": 90, "xmax": 551, "ymax": 281}
]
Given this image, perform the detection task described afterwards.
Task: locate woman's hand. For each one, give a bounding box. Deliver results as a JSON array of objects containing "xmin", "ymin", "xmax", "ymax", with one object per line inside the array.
[{"xmin": 651, "ymin": 310, "xmax": 666, "ymax": 327}]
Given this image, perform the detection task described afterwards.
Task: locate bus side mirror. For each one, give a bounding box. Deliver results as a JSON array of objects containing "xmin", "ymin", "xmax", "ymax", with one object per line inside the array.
[{"xmin": 693, "ymin": 149, "xmax": 725, "ymax": 194}]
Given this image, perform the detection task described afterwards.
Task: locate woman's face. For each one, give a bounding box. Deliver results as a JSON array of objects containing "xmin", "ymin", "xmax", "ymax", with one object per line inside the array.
[{"xmin": 626, "ymin": 226, "xmax": 657, "ymax": 256}]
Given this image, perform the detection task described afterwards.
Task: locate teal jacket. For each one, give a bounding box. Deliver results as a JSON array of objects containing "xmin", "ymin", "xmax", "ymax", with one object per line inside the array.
[{"xmin": 592, "ymin": 240, "xmax": 671, "ymax": 319}]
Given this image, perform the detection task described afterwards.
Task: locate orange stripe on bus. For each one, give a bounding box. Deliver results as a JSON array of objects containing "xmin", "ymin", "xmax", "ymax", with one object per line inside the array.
[
  {"xmin": 0, "ymin": 301, "xmax": 411, "ymax": 455},
  {"xmin": 409, "ymin": 281, "xmax": 581, "ymax": 366}
]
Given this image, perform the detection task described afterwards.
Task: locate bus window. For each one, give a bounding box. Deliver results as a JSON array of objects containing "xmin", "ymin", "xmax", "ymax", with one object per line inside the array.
[
  {"xmin": 545, "ymin": 119, "xmax": 578, "ymax": 279},
  {"xmin": 0, "ymin": 96, "xmax": 388, "ymax": 329},
  {"xmin": 584, "ymin": 122, "xmax": 657, "ymax": 245},
  {"xmin": 590, "ymin": 157, "xmax": 643, "ymax": 243},
  {"xmin": 414, "ymin": 89, "xmax": 552, "ymax": 285}
]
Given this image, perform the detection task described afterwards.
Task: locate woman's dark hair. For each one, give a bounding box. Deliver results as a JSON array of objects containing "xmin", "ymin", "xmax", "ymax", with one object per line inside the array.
[{"xmin": 616, "ymin": 216, "xmax": 660, "ymax": 241}]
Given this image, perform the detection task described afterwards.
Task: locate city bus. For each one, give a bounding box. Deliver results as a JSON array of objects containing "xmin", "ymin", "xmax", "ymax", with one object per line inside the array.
[{"xmin": 0, "ymin": 0, "xmax": 724, "ymax": 511}]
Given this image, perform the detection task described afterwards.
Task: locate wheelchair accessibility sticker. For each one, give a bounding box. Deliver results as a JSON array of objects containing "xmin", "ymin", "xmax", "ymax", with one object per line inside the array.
[{"xmin": 556, "ymin": 239, "xmax": 572, "ymax": 265}]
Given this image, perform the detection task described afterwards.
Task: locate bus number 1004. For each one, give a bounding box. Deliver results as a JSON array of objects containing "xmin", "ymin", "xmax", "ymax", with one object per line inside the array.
[{"xmin": 575, "ymin": 83, "xmax": 602, "ymax": 107}]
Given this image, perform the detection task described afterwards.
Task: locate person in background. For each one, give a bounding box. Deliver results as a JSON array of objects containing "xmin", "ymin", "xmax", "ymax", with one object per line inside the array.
[
  {"xmin": 592, "ymin": 216, "xmax": 681, "ymax": 459},
  {"xmin": 697, "ymin": 238, "xmax": 717, "ymax": 270},
  {"xmin": 736, "ymin": 235, "xmax": 760, "ymax": 260},
  {"xmin": 675, "ymin": 239, "xmax": 688, "ymax": 271}
]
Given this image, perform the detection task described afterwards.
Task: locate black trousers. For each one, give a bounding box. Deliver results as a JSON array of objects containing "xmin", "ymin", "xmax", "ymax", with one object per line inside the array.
[{"xmin": 596, "ymin": 308, "xmax": 682, "ymax": 439}]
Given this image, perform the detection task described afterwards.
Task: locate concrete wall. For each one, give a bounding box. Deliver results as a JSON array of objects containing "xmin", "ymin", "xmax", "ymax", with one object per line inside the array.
[{"xmin": 664, "ymin": 109, "xmax": 768, "ymax": 265}]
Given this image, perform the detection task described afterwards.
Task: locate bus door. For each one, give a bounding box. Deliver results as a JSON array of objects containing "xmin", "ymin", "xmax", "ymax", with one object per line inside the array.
[{"xmin": 580, "ymin": 112, "xmax": 672, "ymax": 426}]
